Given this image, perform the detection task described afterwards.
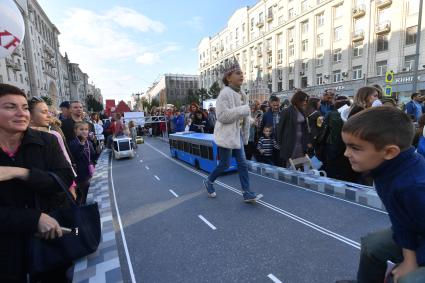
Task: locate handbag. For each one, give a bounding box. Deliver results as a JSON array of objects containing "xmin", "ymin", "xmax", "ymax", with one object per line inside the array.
[{"xmin": 28, "ymin": 172, "xmax": 101, "ymax": 273}]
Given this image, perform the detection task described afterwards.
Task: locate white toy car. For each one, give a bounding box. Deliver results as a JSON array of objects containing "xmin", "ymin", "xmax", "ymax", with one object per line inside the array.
[{"xmin": 112, "ymin": 136, "xmax": 135, "ymax": 159}]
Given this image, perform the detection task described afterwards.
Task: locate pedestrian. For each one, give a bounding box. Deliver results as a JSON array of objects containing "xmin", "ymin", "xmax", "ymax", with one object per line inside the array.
[
  {"xmin": 69, "ymin": 121, "xmax": 96, "ymax": 205},
  {"xmin": 207, "ymin": 107, "xmax": 217, "ymax": 133},
  {"xmin": 190, "ymin": 110, "xmax": 207, "ymax": 133},
  {"xmin": 348, "ymin": 86, "xmax": 380, "ymax": 118},
  {"xmin": 277, "ymin": 90, "xmax": 311, "ymax": 167},
  {"xmin": 413, "ymin": 114, "xmax": 425, "ymax": 148},
  {"xmin": 260, "ymin": 95, "xmax": 281, "ymax": 135},
  {"xmin": 173, "ymin": 110, "xmax": 185, "ymax": 132},
  {"xmin": 59, "ymin": 101, "xmax": 71, "ymax": 121},
  {"xmin": 305, "ymin": 97, "xmax": 322, "ymax": 155},
  {"xmin": 245, "ymin": 104, "xmax": 258, "ymax": 160},
  {"xmin": 202, "ymin": 59, "xmax": 263, "ymax": 202},
  {"xmin": 257, "ymin": 125, "xmax": 279, "ymax": 165},
  {"xmin": 61, "ymin": 101, "xmax": 95, "ymax": 145},
  {"xmin": 405, "ymin": 92, "xmax": 424, "ymax": 122},
  {"xmin": 337, "ymin": 107, "xmax": 425, "ymax": 283},
  {"xmin": 371, "ymin": 84, "xmax": 384, "ymax": 107},
  {"xmin": 0, "ymin": 84, "xmax": 74, "ymax": 282},
  {"xmin": 319, "ymin": 89, "xmax": 335, "ymax": 116},
  {"xmin": 128, "ymin": 120, "xmax": 138, "ymax": 149}
]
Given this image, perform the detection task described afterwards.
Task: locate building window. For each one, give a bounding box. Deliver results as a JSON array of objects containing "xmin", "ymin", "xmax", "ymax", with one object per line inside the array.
[
  {"xmin": 405, "ymin": 55, "xmax": 415, "ymax": 71},
  {"xmin": 317, "ymin": 33, "xmax": 324, "ymax": 47},
  {"xmin": 289, "ymin": 79, "xmax": 294, "ymax": 90},
  {"xmin": 316, "ymin": 12, "xmax": 325, "ymax": 26},
  {"xmin": 406, "ymin": 26, "xmax": 418, "ymax": 45},
  {"xmin": 289, "ymin": 44, "xmax": 295, "ymax": 56},
  {"xmin": 333, "ymin": 70, "xmax": 342, "ymax": 82},
  {"xmin": 334, "ymin": 3, "xmax": 344, "ymax": 18},
  {"xmin": 288, "ymin": 27, "xmax": 295, "ymax": 42},
  {"xmin": 251, "ymin": 18, "xmax": 254, "ymax": 30},
  {"xmin": 376, "ymin": 60, "xmax": 387, "ymax": 76},
  {"xmin": 301, "ymin": 76, "xmax": 308, "ymax": 88},
  {"xmin": 277, "ymin": 49, "xmax": 283, "ymax": 64},
  {"xmin": 377, "ymin": 35, "xmax": 389, "ymax": 51},
  {"xmin": 259, "ymin": 12, "xmax": 264, "ymax": 24},
  {"xmin": 316, "ymin": 73, "xmax": 323, "ymax": 85},
  {"xmin": 289, "ymin": 62, "xmax": 294, "ymax": 73},
  {"xmin": 288, "ymin": 8, "xmax": 295, "ymax": 19},
  {"xmin": 302, "ymin": 60, "xmax": 309, "ymax": 71},
  {"xmin": 268, "ymin": 54, "xmax": 272, "ymax": 64},
  {"xmin": 316, "ymin": 54, "xmax": 323, "ymax": 67},
  {"xmin": 333, "ymin": 49, "xmax": 342, "ymax": 62},
  {"xmin": 301, "ymin": 1, "xmax": 308, "ymax": 13},
  {"xmin": 353, "ymin": 41, "xmax": 363, "ymax": 57},
  {"xmin": 301, "ymin": 21, "xmax": 309, "ymax": 34},
  {"xmin": 334, "ymin": 26, "xmax": 343, "ymax": 41},
  {"xmin": 302, "ymin": 39, "xmax": 308, "ymax": 52},
  {"xmin": 353, "ymin": 65, "xmax": 362, "ymax": 80}
]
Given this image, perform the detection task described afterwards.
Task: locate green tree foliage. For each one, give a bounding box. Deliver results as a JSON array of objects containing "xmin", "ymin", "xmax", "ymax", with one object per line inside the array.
[
  {"xmin": 208, "ymin": 81, "xmax": 221, "ymax": 99},
  {"xmin": 86, "ymin": 96, "xmax": 104, "ymax": 112}
]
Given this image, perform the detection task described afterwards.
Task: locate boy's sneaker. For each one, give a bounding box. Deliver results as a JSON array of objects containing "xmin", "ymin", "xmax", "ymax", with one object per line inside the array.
[
  {"xmin": 243, "ymin": 191, "xmax": 263, "ymax": 203},
  {"xmin": 202, "ymin": 179, "xmax": 216, "ymax": 198}
]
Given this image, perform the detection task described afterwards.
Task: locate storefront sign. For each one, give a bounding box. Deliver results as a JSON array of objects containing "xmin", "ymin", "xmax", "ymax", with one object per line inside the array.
[{"xmin": 394, "ymin": 75, "xmax": 422, "ymax": 84}]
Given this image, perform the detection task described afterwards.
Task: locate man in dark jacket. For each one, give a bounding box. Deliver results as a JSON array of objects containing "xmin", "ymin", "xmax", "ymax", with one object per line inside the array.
[
  {"xmin": 261, "ymin": 95, "xmax": 281, "ymax": 136},
  {"xmin": 319, "ymin": 89, "xmax": 335, "ymax": 116},
  {"xmin": 61, "ymin": 101, "xmax": 95, "ymax": 144},
  {"xmin": 0, "ymin": 84, "xmax": 74, "ymax": 282},
  {"xmin": 405, "ymin": 92, "xmax": 424, "ymax": 122}
]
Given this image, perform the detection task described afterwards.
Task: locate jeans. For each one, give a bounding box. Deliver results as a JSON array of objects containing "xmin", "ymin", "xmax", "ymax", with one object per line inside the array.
[
  {"xmin": 357, "ymin": 228, "xmax": 425, "ymax": 283},
  {"xmin": 208, "ymin": 139, "xmax": 251, "ymax": 192}
]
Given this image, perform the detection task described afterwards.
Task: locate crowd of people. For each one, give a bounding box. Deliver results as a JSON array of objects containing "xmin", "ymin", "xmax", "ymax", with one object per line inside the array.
[{"xmin": 152, "ymin": 85, "xmax": 425, "ymax": 186}]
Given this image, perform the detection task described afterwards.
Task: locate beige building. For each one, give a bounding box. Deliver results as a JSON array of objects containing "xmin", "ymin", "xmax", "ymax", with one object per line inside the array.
[
  {"xmin": 198, "ymin": 0, "xmax": 425, "ymax": 102},
  {"xmin": 0, "ymin": 0, "xmax": 102, "ymax": 109}
]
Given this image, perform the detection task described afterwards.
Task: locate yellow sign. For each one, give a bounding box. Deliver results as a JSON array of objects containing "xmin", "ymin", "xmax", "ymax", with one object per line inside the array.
[
  {"xmin": 385, "ymin": 70, "xmax": 394, "ymax": 83},
  {"xmin": 384, "ymin": 85, "xmax": 392, "ymax": 97}
]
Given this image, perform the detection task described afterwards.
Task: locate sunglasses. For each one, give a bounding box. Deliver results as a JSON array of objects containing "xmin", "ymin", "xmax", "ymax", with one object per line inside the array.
[{"xmin": 29, "ymin": 96, "xmax": 45, "ymax": 103}]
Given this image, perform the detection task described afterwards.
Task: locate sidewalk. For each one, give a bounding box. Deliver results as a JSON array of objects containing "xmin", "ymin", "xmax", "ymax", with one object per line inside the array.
[{"xmin": 73, "ymin": 150, "xmax": 123, "ymax": 283}]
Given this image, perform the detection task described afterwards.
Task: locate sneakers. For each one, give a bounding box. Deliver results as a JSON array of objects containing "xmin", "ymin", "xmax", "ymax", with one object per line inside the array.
[
  {"xmin": 202, "ymin": 179, "xmax": 216, "ymax": 198},
  {"xmin": 243, "ymin": 191, "xmax": 263, "ymax": 203}
]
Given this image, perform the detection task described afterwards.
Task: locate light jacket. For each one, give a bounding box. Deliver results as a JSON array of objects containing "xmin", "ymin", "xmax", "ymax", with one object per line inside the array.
[{"xmin": 214, "ymin": 86, "xmax": 250, "ymax": 149}]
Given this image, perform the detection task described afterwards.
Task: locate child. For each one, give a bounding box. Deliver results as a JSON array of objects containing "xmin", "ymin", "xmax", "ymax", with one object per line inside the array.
[
  {"xmin": 257, "ymin": 125, "xmax": 279, "ymax": 165},
  {"xmin": 128, "ymin": 120, "xmax": 138, "ymax": 149},
  {"xmin": 337, "ymin": 107, "xmax": 425, "ymax": 283},
  {"xmin": 69, "ymin": 121, "xmax": 96, "ymax": 205}
]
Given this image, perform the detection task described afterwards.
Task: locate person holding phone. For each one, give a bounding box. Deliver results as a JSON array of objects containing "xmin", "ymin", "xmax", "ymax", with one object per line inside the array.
[{"xmin": 69, "ymin": 121, "xmax": 95, "ymax": 205}]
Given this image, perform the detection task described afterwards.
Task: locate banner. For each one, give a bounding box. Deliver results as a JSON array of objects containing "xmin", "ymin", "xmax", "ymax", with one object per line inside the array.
[{"xmin": 0, "ymin": 0, "xmax": 25, "ymax": 58}]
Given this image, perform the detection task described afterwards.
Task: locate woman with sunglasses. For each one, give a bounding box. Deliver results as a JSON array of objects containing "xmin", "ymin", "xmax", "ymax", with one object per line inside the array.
[
  {"xmin": 277, "ymin": 90, "xmax": 311, "ymax": 167},
  {"xmin": 0, "ymin": 84, "xmax": 74, "ymax": 282}
]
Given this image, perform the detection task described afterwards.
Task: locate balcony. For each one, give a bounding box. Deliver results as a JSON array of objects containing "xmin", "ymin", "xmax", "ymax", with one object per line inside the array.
[
  {"xmin": 5, "ymin": 58, "xmax": 14, "ymax": 68},
  {"xmin": 256, "ymin": 21, "xmax": 264, "ymax": 28},
  {"xmin": 12, "ymin": 48, "xmax": 22, "ymax": 57},
  {"xmin": 352, "ymin": 4, "xmax": 366, "ymax": 18},
  {"xmin": 43, "ymin": 45, "xmax": 55, "ymax": 58},
  {"xmin": 376, "ymin": 0, "xmax": 392, "ymax": 9},
  {"xmin": 13, "ymin": 63, "xmax": 22, "ymax": 71},
  {"xmin": 44, "ymin": 68, "xmax": 57, "ymax": 79},
  {"xmin": 376, "ymin": 21, "xmax": 391, "ymax": 35},
  {"xmin": 352, "ymin": 30, "xmax": 365, "ymax": 41},
  {"xmin": 257, "ymin": 50, "xmax": 263, "ymax": 57},
  {"xmin": 267, "ymin": 13, "xmax": 273, "ymax": 22}
]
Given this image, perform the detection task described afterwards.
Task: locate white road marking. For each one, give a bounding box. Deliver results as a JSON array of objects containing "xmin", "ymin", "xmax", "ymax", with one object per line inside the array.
[
  {"xmin": 169, "ymin": 189, "xmax": 179, "ymax": 197},
  {"xmin": 145, "ymin": 165, "xmax": 150, "ymax": 170},
  {"xmin": 154, "ymin": 175, "xmax": 160, "ymax": 181},
  {"xmin": 268, "ymin": 274, "xmax": 283, "ymax": 283},
  {"xmin": 110, "ymin": 158, "xmax": 137, "ymax": 283},
  {"xmin": 249, "ymin": 171, "xmax": 387, "ymax": 215},
  {"xmin": 140, "ymin": 160, "xmax": 143, "ymax": 163},
  {"xmin": 145, "ymin": 141, "xmax": 361, "ymax": 250},
  {"xmin": 198, "ymin": 215, "xmax": 217, "ymax": 230}
]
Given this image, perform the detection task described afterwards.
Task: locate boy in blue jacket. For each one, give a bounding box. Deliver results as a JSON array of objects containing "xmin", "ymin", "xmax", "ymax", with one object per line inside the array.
[{"xmin": 337, "ymin": 107, "xmax": 425, "ymax": 283}]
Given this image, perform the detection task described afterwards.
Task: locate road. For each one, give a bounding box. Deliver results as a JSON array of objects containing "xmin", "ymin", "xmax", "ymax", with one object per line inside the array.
[{"xmin": 110, "ymin": 137, "xmax": 390, "ymax": 283}]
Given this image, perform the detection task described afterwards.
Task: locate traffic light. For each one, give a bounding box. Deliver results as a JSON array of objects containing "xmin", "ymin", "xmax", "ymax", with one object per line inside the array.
[
  {"xmin": 385, "ymin": 85, "xmax": 392, "ymax": 97},
  {"xmin": 385, "ymin": 70, "xmax": 394, "ymax": 84}
]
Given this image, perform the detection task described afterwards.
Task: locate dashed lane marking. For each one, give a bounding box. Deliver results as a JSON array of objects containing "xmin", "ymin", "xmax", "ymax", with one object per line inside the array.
[
  {"xmin": 268, "ymin": 274, "xmax": 283, "ymax": 283},
  {"xmin": 154, "ymin": 175, "xmax": 160, "ymax": 181},
  {"xmin": 169, "ymin": 189, "xmax": 179, "ymax": 197},
  {"xmin": 198, "ymin": 215, "xmax": 217, "ymax": 230}
]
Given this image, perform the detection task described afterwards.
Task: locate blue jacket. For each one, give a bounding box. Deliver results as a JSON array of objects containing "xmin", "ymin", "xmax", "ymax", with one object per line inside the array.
[
  {"xmin": 320, "ymin": 101, "xmax": 334, "ymax": 116},
  {"xmin": 405, "ymin": 100, "xmax": 425, "ymax": 121},
  {"xmin": 174, "ymin": 114, "xmax": 185, "ymax": 132},
  {"xmin": 371, "ymin": 147, "xmax": 425, "ymax": 265},
  {"xmin": 261, "ymin": 109, "xmax": 280, "ymax": 136}
]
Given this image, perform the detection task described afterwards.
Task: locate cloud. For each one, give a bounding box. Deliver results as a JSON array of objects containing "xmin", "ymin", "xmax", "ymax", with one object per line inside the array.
[
  {"xmin": 56, "ymin": 6, "xmax": 178, "ymax": 100},
  {"xmin": 183, "ymin": 16, "xmax": 203, "ymax": 31}
]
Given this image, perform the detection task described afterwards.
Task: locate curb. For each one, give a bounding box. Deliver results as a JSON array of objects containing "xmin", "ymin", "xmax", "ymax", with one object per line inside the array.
[
  {"xmin": 73, "ymin": 151, "xmax": 124, "ymax": 283},
  {"xmin": 247, "ymin": 160, "xmax": 385, "ymax": 211}
]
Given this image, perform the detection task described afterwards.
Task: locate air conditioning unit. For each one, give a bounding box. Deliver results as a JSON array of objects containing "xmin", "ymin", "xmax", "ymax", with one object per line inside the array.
[
  {"xmin": 299, "ymin": 71, "xmax": 305, "ymax": 75},
  {"xmin": 324, "ymin": 74, "xmax": 329, "ymax": 79},
  {"xmin": 342, "ymin": 72, "xmax": 348, "ymax": 77},
  {"xmin": 289, "ymin": 38, "xmax": 294, "ymax": 42}
]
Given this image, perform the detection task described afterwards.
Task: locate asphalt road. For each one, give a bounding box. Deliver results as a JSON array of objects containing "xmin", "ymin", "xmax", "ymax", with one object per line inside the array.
[{"xmin": 110, "ymin": 137, "xmax": 390, "ymax": 283}]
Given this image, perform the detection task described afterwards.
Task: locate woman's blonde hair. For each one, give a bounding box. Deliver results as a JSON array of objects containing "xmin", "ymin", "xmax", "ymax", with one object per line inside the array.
[{"xmin": 353, "ymin": 86, "xmax": 378, "ymax": 109}]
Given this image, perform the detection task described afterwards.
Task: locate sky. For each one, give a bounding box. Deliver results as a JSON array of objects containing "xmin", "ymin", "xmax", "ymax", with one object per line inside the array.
[{"xmin": 37, "ymin": 0, "xmax": 258, "ymax": 102}]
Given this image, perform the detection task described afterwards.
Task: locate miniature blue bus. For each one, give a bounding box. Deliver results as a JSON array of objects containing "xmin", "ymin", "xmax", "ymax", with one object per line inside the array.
[{"xmin": 169, "ymin": 132, "xmax": 237, "ymax": 173}]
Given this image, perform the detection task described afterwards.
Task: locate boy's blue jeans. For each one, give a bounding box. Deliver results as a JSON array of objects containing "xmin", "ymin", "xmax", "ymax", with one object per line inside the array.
[
  {"xmin": 358, "ymin": 228, "xmax": 425, "ymax": 283},
  {"xmin": 208, "ymin": 140, "xmax": 250, "ymax": 192}
]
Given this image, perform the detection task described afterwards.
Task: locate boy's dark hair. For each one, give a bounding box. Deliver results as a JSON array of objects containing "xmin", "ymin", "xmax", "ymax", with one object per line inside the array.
[
  {"xmin": 263, "ymin": 124, "xmax": 273, "ymax": 130},
  {"xmin": 269, "ymin": 95, "xmax": 280, "ymax": 103},
  {"xmin": 342, "ymin": 107, "xmax": 414, "ymax": 150},
  {"xmin": 411, "ymin": 93, "xmax": 420, "ymax": 100},
  {"xmin": 0, "ymin": 83, "xmax": 26, "ymax": 98}
]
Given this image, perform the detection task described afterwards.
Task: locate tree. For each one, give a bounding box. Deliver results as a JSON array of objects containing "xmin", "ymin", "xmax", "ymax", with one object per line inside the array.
[
  {"xmin": 208, "ymin": 81, "xmax": 221, "ymax": 99},
  {"xmin": 86, "ymin": 96, "xmax": 104, "ymax": 112},
  {"xmin": 186, "ymin": 89, "xmax": 199, "ymax": 105},
  {"xmin": 197, "ymin": 88, "xmax": 209, "ymax": 104}
]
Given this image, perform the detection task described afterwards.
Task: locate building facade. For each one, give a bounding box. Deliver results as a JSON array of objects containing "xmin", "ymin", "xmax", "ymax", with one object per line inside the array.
[
  {"xmin": 198, "ymin": 0, "xmax": 425, "ymax": 102},
  {"xmin": 0, "ymin": 0, "xmax": 102, "ymax": 109},
  {"xmin": 144, "ymin": 74, "xmax": 199, "ymax": 106}
]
